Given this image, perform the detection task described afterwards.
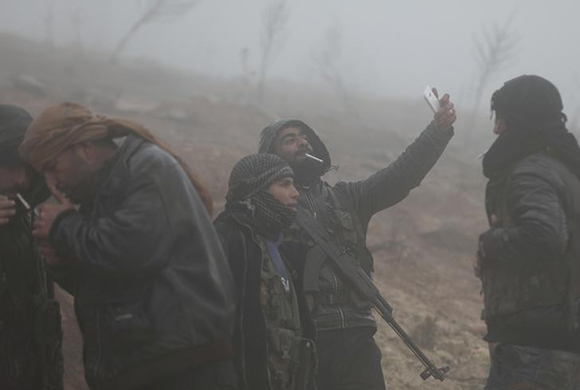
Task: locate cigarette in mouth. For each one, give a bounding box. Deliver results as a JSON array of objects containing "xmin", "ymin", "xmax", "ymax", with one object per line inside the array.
[{"xmin": 305, "ymin": 153, "xmax": 324, "ymax": 164}]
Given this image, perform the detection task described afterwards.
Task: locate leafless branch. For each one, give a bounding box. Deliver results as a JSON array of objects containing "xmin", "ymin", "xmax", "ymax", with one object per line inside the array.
[
  {"xmin": 312, "ymin": 25, "xmax": 364, "ymax": 124},
  {"xmin": 110, "ymin": 0, "xmax": 201, "ymax": 63},
  {"xmin": 471, "ymin": 11, "xmax": 520, "ymax": 112},
  {"xmin": 256, "ymin": 0, "xmax": 289, "ymax": 102}
]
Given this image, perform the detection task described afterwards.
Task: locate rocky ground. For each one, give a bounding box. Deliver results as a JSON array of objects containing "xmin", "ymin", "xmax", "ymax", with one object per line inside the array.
[{"xmin": 0, "ymin": 34, "xmax": 494, "ymax": 389}]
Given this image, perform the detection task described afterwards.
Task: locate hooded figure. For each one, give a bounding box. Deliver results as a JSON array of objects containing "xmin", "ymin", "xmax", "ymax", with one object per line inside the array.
[
  {"xmin": 258, "ymin": 100, "xmax": 456, "ymax": 390},
  {"xmin": 214, "ymin": 154, "xmax": 317, "ymax": 390},
  {"xmin": 0, "ymin": 105, "xmax": 63, "ymax": 390},
  {"xmin": 478, "ymin": 75, "xmax": 580, "ymax": 388}
]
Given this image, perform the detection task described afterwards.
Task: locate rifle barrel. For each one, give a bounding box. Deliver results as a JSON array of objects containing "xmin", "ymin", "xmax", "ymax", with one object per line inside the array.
[{"xmin": 371, "ymin": 296, "xmax": 449, "ymax": 381}]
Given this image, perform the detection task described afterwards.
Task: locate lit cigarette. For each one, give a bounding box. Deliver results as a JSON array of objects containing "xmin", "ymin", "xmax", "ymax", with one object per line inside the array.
[
  {"xmin": 16, "ymin": 193, "xmax": 31, "ymax": 210},
  {"xmin": 305, "ymin": 153, "xmax": 324, "ymax": 164},
  {"xmin": 16, "ymin": 193, "xmax": 39, "ymax": 217}
]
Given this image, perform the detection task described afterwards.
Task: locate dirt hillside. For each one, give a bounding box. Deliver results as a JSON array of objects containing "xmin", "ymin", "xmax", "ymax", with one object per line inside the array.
[{"xmin": 0, "ymin": 34, "xmax": 491, "ymax": 390}]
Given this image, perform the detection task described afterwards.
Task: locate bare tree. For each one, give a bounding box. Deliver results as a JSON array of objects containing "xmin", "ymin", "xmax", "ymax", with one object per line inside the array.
[
  {"xmin": 461, "ymin": 11, "xmax": 520, "ymax": 149},
  {"xmin": 470, "ymin": 12, "xmax": 520, "ymax": 117},
  {"xmin": 256, "ymin": 0, "xmax": 289, "ymax": 103},
  {"xmin": 312, "ymin": 25, "xmax": 364, "ymax": 125},
  {"xmin": 110, "ymin": 0, "xmax": 201, "ymax": 63}
]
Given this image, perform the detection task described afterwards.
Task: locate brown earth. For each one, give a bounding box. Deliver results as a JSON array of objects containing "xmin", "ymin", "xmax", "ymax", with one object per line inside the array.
[{"xmin": 0, "ymin": 34, "xmax": 493, "ymax": 389}]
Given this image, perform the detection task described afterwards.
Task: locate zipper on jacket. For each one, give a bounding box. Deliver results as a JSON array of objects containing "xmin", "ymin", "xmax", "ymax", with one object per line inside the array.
[{"xmin": 301, "ymin": 187, "xmax": 318, "ymax": 219}]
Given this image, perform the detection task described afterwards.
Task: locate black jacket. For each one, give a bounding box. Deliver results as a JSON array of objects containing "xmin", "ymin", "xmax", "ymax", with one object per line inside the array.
[
  {"xmin": 480, "ymin": 150, "xmax": 580, "ymax": 351},
  {"xmin": 0, "ymin": 175, "xmax": 63, "ymax": 390},
  {"xmin": 259, "ymin": 120, "xmax": 454, "ymax": 331},
  {"xmin": 214, "ymin": 206, "xmax": 314, "ymax": 390},
  {"xmin": 49, "ymin": 135, "xmax": 236, "ymax": 390}
]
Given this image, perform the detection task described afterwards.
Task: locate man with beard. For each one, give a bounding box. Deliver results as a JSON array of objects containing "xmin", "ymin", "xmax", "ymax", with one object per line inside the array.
[
  {"xmin": 258, "ymin": 91, "xmax": 457, "ymax": 390},
  {"xmin": 0, "ymin": 105, "xmax": 63, "ymax": 390},
  {"xmin": 19, "ymin": 102, "xmax": 237, "ymax": 390},
  {"xmin": 477, "ymin": 75, "xmax": 580, "ymax": 389},
  {"xmin": 215, "ymin": 153, "xmax": 316, "ymax": 390}
]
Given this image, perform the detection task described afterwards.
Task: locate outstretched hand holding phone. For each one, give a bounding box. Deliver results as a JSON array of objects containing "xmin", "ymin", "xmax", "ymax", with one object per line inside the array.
[{"xmin": 424, "ymin": 87, "xmax": 457, "ymax": 129}]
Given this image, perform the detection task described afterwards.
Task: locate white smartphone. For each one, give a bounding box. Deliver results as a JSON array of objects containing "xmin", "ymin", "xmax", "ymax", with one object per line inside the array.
[{"xmin": 423, "ymin": 86, "xmax": 440, "ymax": 113}]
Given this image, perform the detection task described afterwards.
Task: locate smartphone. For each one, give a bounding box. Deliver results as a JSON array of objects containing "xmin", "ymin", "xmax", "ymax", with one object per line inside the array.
[{"xmin": 423, "ymin": 86, "xmax": 440, "ymax": 113}]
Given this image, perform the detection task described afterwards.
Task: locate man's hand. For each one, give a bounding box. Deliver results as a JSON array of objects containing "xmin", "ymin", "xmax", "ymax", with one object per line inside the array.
[
  {"xmin": 39, "ymin": 240, "xmax": 64, "ymax": 267},
  {"xmin": 432, "ymin": 88, "xmax": 457, "ymax": 129},
  {"xmin": 0, "ymin": 195, "xmax": 16, "ymax": 225},
  {"xmin": 32, "ymin": 184, "xmax": 74, "ymax": 240}
]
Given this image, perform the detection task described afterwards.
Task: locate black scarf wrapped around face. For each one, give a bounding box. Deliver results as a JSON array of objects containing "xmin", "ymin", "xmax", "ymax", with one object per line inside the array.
[
  {"xmin": 482, "ymin": 118, "xmax": 580, "ymax": 179},
  {"xmin": 483, "ymin": 75, "xmax": 580, "ymax": 180},
  {"xmin": 252, "ymin": 190, "xmax": 297, "ymax": 240}
]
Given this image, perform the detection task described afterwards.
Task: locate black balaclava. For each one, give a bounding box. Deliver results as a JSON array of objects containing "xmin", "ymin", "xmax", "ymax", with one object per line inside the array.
[
  {"xmin": 483, "ymin": 75, "xmax": 580, "ymax": 180},
  {"xmin": 226, "ymin": 153, "xmax": 296, "ymax": 239},
  {"xmin": 0, "ymin": 105, "xmax": 33, "ymax": 167}
]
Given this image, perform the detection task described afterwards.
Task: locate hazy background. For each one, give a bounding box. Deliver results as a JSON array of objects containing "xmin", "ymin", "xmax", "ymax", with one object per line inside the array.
[
  {"xmin": 2, "ymin": 0, "xmax": 580, "ymax": 117},
  {"xmin": 3, "ymin": 2, "xmax": 579, "ymax": 388}
]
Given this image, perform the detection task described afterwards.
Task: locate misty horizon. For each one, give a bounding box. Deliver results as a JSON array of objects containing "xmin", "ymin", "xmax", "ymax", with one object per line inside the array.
[{"xmin": 1, "ymin": 0, "xmax": 579, "ymax": 117}]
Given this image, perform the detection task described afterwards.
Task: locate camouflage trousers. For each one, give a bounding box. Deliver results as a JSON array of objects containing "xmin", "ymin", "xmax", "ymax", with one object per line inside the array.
[{"xmin": 484, "ymin": 343, "xmax": 580, "ymax": 390}]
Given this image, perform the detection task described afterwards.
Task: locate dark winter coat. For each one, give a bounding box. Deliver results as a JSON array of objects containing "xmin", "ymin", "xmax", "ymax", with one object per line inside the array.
[
  {"xmin": 480, "ymin": 150, "xmax": 580, "ymax": 351},
  {"xmin": 0, "ymin": 174, "xmax": 63, "ymax": 390},
  {"xmin": 214, "ymin": 206, "xmax": 314, "ymax": 390},
  {"xmin": 49, "ymin": 135, "xmax": 236, "ymax": 390},
  {"xmin": 259, "ymin": 120, "xmax": 454, "ymax": 331}
]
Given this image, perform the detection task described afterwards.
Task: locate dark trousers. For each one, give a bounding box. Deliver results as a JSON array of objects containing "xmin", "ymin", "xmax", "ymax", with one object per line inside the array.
[
  {"xmin": 316, "ymin": 327, "xmax": 386, "ymax": 390},
  {"xmin": 484, "ymin": 343, "xmax": 580, "ymax": 390},
  {"xmin": 137, "ymin": 358, "xmax": 237, "ymax": 390}
]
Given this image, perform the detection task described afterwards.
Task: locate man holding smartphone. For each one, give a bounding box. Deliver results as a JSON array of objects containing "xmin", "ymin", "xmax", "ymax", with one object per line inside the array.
[{"xmin": 258, "ymin": 91, "xmax": 456, "ymax": 390}]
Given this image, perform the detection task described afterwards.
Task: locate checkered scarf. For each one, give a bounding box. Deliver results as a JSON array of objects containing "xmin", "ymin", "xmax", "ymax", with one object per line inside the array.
[{"xmin": 226, "ymin": 154, "xmax": 296, "ymax": 238}]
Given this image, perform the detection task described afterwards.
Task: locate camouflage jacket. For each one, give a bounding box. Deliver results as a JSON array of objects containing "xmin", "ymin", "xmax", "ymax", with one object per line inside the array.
[{"xmin": 215, "ymin": 207, "xmax": 316, "ymax": 390}]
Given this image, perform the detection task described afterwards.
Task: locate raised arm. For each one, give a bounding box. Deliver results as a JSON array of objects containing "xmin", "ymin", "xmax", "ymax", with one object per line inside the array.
[{"xmin": 335, "ymin": 92, "xmax": 455, "ymax": 222}]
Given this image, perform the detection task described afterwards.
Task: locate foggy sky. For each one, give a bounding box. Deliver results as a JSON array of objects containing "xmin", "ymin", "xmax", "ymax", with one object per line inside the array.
[{"xmin": 2, "ymin": 0, "xmax": 580, "ymax": 114}]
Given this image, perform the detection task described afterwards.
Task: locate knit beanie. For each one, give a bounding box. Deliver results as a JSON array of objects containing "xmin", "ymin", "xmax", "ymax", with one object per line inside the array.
[{"xmin": 491, "ymin": 75, "xmax": 564, "ymax": 123}]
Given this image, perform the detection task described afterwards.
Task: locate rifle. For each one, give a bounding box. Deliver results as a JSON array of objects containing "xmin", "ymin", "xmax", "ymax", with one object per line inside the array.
[{"xmin": 296, "ymin": 208, "xmax": 450, "ymax": 381}]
